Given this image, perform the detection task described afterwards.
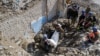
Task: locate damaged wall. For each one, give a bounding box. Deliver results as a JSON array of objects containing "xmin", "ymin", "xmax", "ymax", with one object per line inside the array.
[
  {"xmin": 31, "ymin": 0, "xmax": 62, "ymax": 35},
  {"xmin": 41, "ymin": 0, "xmax": 59, "ymax": 20},
  {"xmin": 42, "ymin": 0, "xmax": 65, "ymax": 20},
  {"xmin": 31, "ymin": 0, "xmax": 66, "ymax": 35},
  {"xmin": 47, "ymin": 0, "xmax": 58, "ymax": 20}
]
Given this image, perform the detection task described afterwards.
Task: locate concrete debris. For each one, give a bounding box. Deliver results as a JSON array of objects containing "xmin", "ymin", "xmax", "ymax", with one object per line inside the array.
[
  {"xmin": 0, "ymin": 0, "xmax": 100, "ymax": 56},
  {"xmin": 33, "ymin": 17, "xmax": 100, "ymax": 56},
  {"xmin": 0, "ymin": 0, "xmax": 41, "ymax": 12},
  {"xmin": 0, "ymin": 45, "xmax": 31, "ymax": 56},
  {"xmin": 57, "ymin": 47, "xmax": 67, "ymax": 54}
]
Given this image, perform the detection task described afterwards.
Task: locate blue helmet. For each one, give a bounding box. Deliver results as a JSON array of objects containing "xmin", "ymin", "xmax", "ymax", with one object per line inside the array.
[
  {"xmin": 82, "ymin": 10, "xmax": 85, "ymax": 15},
  {"xmin": 88, "ymin": 12, "xmax": 93, "ymax": 16},
  {"xmin": 92, "ymin": 27, "xmax": 97, "ymax": 32},
  {"xmin": 43, "ymin": 34, "xmax": 48, "ymax": 40}
]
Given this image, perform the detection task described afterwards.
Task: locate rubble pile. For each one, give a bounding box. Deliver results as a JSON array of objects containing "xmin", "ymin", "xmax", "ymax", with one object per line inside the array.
[
  {"xmin": 0, "ymin": 0, "xmax": 41, "ymax": 23},
  {"xmin": 0, "ymin": 45, "xmax": 31, "ymax": 56},
  {"xmin": 0, "ymin": 0, "xmax": 100, "ymax": 56},
  {"xmin": 0, "ymin": 0, "xmax": 41, "ymax": 12},
  {"xmin": 33, "ymin": 18, "xmax": 100, "ymax": 56},
  {"xmin": 0, "ymin": 31, "xmax": 31, "ymax": 56}
]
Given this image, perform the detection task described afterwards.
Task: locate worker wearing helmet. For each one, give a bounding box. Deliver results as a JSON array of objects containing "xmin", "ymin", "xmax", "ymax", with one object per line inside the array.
[
  {"xmin": 84, "ymin": 12, "xmax": 97, "ymax": 30},
  {"xmin": 52, "ymin": 22, "xmax": 64, "ymax": 33},
  {"xmin": 78, "ymin": 6, "xmax": 95, "ymax": 30},
  {"xmin": 86, "ymin": 27, "xmax": 99, "ymax": 43}
]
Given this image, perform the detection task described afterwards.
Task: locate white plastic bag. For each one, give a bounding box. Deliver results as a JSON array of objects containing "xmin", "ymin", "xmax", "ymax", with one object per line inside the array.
[{"xmin": 46, "ymin": 31, "xmax": 59, "ymax": 48}]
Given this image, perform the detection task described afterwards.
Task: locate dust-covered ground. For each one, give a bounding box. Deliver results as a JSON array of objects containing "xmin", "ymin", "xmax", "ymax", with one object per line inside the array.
[
  {"xmin": 0, "ymin": 0, "xmax": 100, "ymax": 56},
  {"xmin": 0, "ymin": 0, "xmax": 41, "ymax": 56}
]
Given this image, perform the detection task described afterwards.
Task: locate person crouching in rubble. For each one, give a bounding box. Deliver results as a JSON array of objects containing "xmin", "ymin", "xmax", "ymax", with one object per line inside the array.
[
  {"xmin": 42, "ymin": 34, "xmax": 55, "ymax": 52},
  {"xmin": 84, "ymin": 13, "xmax": 97, "ymax": 30},
  {"xmin": 43, "ymin": 31, "xmax": 59, "ymax": 52},
  {"xmin": 42, "ymin": 22, "xmax": 63, "ymax": 52},
  {"xmin": 77, "ymin": 6, "xmax": 97, "ymax": 31},
  {"xmin": 52, "ymin": 22, "xmax": 64, "ymax": 33},
  {"xmin": 85, "ymin": 27, "xmax": 99, "ymax": 44}
]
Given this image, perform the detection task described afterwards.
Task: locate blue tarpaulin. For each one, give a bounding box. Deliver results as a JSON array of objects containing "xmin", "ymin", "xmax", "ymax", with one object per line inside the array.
[{"xmin": 31, "ymin": 16, "xmax": 47, "ymax": 35}]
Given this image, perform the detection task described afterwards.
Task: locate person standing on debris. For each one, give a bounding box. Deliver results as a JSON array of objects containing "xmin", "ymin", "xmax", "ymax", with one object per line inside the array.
[{"xmin": 67, "ymin": 3, "xmax": 79, "ymax": 27}]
